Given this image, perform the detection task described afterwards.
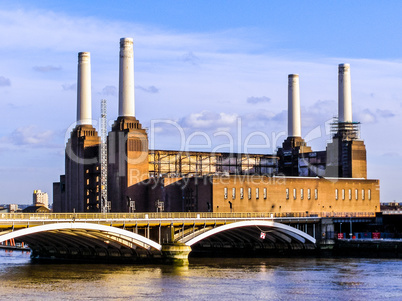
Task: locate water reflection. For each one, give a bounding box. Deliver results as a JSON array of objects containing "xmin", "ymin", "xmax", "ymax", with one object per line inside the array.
[{"xmin": 1, "ymin": 250, "xmax": 402, "ymax": 300}]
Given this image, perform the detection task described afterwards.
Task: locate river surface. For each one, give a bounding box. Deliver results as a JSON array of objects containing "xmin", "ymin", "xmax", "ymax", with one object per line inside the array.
[{"xmin": 0, "ymin": 249, "xmax": 401, "ymax": 300}]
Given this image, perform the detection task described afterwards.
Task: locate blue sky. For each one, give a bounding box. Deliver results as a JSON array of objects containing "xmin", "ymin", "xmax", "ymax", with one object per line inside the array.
[{"xmin": 0, "ymin": 1, "xmax": 401, "ymax": 204}]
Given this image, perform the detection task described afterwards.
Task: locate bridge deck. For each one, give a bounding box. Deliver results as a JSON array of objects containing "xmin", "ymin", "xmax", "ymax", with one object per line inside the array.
[{"xmin": 0, "ymin": 212, "xmax": 375, "ymax": 261}]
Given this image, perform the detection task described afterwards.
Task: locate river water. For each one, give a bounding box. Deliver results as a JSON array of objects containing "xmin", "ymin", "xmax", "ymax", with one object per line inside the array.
[{"xmin": 0, "ymin": 249, "xmax": 401, "ymax": 300}]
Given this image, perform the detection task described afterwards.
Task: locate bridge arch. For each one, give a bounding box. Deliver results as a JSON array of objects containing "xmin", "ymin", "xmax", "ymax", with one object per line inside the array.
[
  {"xmin": 183, "ymin": 220, "xmax": 316, "ymax": 247},
  {"xmin": 0, "ymin": 222, "xmax": 162, "ymax": 254}
]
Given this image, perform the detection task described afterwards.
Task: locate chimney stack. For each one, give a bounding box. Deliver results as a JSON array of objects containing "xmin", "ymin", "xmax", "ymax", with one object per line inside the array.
[
  {"xmin": 338, "ymin": 63, "xmax": 352, "ymax": 123},
  {"xmin": 119, "ymin": 37, "xmax": 135, "ymax": 117},
  {"xmin": 288, "ymin": 74, "xmax": 301, "ymax": 137},
  {"xmin": 77, "ymin": 52, "xmax": 92, "ymax": 125}
]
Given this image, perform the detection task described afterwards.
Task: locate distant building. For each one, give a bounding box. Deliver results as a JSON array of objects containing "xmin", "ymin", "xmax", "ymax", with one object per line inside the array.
[
  {"xmin": 381, "ymin": 202, "xmax": 402, "ymax": 213},
  {"xmin": 33, "ymin": 190, "xmax": 49, "ymax": 208},
  {"xmin": 7, "ymin": 204, "xmax": 19, "ymax": 212},
  {"xmin": 22, "ymin": 205, "xmax": 50, "ymax": 213},
  {"xmin": 0, "ymin": 204, "xmax": 31, "ymax": 213}
]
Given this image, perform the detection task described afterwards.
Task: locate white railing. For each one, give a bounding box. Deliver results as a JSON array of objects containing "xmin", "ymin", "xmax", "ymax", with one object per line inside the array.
[{"xmin": 0, "ymin": 211, "xmax": 376, "ymax": 221}]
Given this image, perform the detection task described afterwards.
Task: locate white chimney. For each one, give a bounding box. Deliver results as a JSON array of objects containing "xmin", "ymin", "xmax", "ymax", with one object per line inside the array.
[
  {"xmin": 288, "ymin": 74, "xmax": 301, "ymax": 137},
  {"xmin": 338, "ymin": 63, "xmax": 352, "ymax": 123},
  {"xmin": 77, "ymin": 52, "xmax": 92, "ymax": 125},
  {"xmin": 119, "ymin": 37, "xmax": 135, "ymax": 117}
]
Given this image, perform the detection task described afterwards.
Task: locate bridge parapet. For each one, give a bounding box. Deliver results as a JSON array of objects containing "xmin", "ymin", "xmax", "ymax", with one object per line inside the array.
[{"xmin": 0, "ymin": 211, "xmax": 376, "ymax": 222}]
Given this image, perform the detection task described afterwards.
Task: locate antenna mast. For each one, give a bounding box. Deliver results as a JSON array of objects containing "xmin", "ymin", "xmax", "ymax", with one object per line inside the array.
[{"xmin": 100, "ymin": 99, "xmax": 108, "ymax": 213}]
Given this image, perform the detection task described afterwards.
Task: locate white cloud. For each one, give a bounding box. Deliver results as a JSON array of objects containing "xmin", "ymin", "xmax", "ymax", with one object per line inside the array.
[
  {"xmin": 0, "ymin": 76, "xmax": 11, "ymax": 87},
  {"xmin": 181, "ymin": 51, "xmax": 200, "ymax": 65},
  {"xmin": 3, "ymin": 126, "xmax": 55, "ymax": 147},
  {"xmin": 102, "ymin": 85, "xmax": 117, "ymax": 96},
  {"xmin": 179, "ymin": 111, "xmax": 238, "ymax": 130},
  {"xmin": 356, "ymin": 109, "xmax": 377, "ymax": 124},
  {"xmin": 136, "ymin": 85, "xmax": 159, "ymax": 93},
  {"xmin": 33, "ymin": 65, "xmax": 62, "ymax": 72},
  {"xmin": 376, "ymin": 109, "xmax": 395, "ymax": 119},
  {"xmin": 247, "ymin": 96, "xmax": 271, "ymax": 104},
  {"xmin": 62, "ymin": 83, "xmax": 76, "ymax": 91}
]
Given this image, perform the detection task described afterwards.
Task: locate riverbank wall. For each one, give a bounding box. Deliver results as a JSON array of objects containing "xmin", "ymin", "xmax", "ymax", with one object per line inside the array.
[{"xmin": 326, "ymin": 239, "xmax": 402, "ymax": 258}]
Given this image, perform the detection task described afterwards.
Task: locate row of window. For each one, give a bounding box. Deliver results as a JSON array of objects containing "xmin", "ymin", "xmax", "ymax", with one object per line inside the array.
[
  {"xmin": 85, "ymin": 176, "xmax": 100, "ymax": 185},
  {"xmin": 86, "ymin": 190, "xmax": 100, "ymax": 197},
  {"xmin": 335, "ymin": 188, "xmax": 371, "ymax": 201},
  {"xmin": 223, "ymin": 187, "xmax": 267, "ymax": 200},
  {"xmin": 85, "ymin": 166, "xmax": 100, "ymax": 173},
  {"xmin": 86, "ymin": 204, "xmax": 100, "ymax": 210},
  {"xmin": 224, "ymin": 187, "xmax": 373, "ymax": 201},
  {"xmin": 86, "ymin": 186, "xmax": 100, "ymax": 194},
  {"xmin": 286, "ymin": 188, "xmax": 372, "ymax": 201},
  {"xmin": 86, "ymin": 196, "xmax": 100, "ymax": 203},
  {"xmin": 286, "ymin": 188, "xmax": 318, "ymax": 200}
]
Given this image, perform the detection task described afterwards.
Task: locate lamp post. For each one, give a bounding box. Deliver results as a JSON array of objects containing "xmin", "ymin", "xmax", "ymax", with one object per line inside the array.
[
  {"xmin": 349, "ymin": 217, "xmax": 353, "ymax": 239},
  {"xmin": 126, "ymin": 196, "xmax": 135, "ymax": 213}
]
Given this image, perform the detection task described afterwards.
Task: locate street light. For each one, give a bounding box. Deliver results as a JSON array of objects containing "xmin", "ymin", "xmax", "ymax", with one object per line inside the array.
[
  {"xmin": 349, "ymin": 216, "xmax": 353, "ymax": 238},
  {"xmin": 126, "ymin": 196, "xmax": 135, "ymax": 213}
]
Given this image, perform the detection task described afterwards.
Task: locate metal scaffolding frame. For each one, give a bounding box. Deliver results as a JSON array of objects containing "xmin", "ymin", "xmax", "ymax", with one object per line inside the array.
[
  {"xmin": 100, "ymin": 99, "xmax": 108, "ymax": 213},
  {"xmin": 148, "ymin": 150, "xmax": 278, "ymax": 177},
  {"xmin": 331, "ymin": 119, "xmax": 361, "ymax": 141}
]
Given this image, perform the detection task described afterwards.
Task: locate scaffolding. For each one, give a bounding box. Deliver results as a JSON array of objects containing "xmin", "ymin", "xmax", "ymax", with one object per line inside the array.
[
  {"xmin": 100, "ymin": 99, "xmax": 108, "ymax": 213},
  {"xmin": 330, "ymin": 118, "xmax": 361, "ymax": 141},
  {"xmin": 148, "ymin": 150, "xmax": 278, "ymax": 177}
]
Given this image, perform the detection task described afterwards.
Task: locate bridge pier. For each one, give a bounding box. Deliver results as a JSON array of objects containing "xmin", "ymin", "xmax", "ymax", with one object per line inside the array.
[{"xmin": 161, "ymin": 243, "xmax": 192, "ymax": 265}]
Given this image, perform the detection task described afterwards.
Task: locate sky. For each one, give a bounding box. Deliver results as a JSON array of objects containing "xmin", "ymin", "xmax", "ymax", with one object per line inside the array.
[{"xmin": 0, "ymin": 1, "xmax": 402, "ymax": 204}]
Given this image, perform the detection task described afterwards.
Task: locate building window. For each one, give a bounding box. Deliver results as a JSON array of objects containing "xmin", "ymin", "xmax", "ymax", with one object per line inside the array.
[
  {"xmin": 232, "ymin": 188, "xmax": 236, "ymax": 200},
  {"xmin": 286, "ymin": 188, "xmax": 289, "ymax": 200},
  {"xmin": 355, "ymin": 189, "xmax": 358, "ymax": 200},
  {"xmin": 86, "ymin": 189, "xmax": 89, "ymax": 196},
  {"xmin": 349, "ymin": 189, "xmax": 352, "ymax": 200},
  {"xmin": 86, "ymin": 198, "xmax": 89, "ymax": 204},
  {"xmin": 96, "ymin": 176, "xmax": 99, "ymax": 182},
  {"xmin": 96, "ymin": 196, "xmax": 99, "ymax": 201},
  {"xmin": 86, "ymin": 179, "xmax": 89, "ymax": 185},
  {"xmin": 308, "ymin": 189, "xmax": 311, "ymax": 200},
  {"xmin": 293, "ymin": 188, "xmax": 297, "ymax": 200},
  {"xmin": 224, "ymin": 187, "xmax": 228, "ymax": 199},
  {"xmin": 342, "ymin": 189, "xmax": 345, "ymax": 200},
  {"xmin": 86, "ymin": 169, "xmax": 89, "ymax": 174},
  {"xmin": 248, "ymin": 188, "xmax": 252, "ymax": 200},
  {"xmin": 368, "ymin": 189, "xmax": 371, "ymax": 200},
  {"xmin": 335, "ymin": 189, "xmax": 338, "ymax": 200},
  {"xmin": 362, "ymin": 189, "xmax": 365, "ymax": 200},
  {"xmin": 315, "ymin": 189, "xmax": 318, "ymax": 200},
  {"xmin": 240, "ymin": 188, "xmax": 244, "ymax": 199},
  {"xmin": 256, "ymin": 188, "xmax": 259, "ymax": 199},
  {"xmin": 263, "ymin": 188, "xmax": 267, "ymax": 199}
]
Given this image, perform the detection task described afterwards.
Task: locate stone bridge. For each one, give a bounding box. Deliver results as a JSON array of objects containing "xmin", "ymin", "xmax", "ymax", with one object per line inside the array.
[{"xmin": 0, "ymin": 212, "xmax": 322, "ymax": 264}]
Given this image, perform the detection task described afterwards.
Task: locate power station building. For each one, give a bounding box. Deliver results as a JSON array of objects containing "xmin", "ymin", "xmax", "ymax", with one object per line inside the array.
[{"xmin": 53, "ymin": 38, "xmax": 380, "ymax": 216}]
